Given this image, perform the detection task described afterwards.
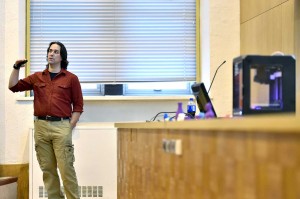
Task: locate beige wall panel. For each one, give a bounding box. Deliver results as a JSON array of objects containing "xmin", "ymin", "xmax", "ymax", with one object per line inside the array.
[
  {"xmin": 241, "ymin": 5, "xmax": 283, "ymax": 55},
  {"xmin": 241, "ymin": 0, "xmax": 298, "ymax": 114},
  {"xmin": 241, "ymin": 0, "xmax": 286, "ymax": 23},
  {"xmin": 265, "ymin": 5, "xmax": 283, "ymax": 53},
  {"xmin": 281, "ymin": 0, "xmax": 295, "ymax": 54},
  {"xmin": 240, "ymin": 19, "xmax": 259, "ymax": 54},
  {"xmin": 294, "ymin": 0, "xmax": 300, "ymax": 115}
]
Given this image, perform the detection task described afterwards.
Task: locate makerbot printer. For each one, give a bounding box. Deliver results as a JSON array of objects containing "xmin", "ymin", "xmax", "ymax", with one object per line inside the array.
[{"xmin": 233, "ymin": 55, "xmax": 295, "ymax": 116}]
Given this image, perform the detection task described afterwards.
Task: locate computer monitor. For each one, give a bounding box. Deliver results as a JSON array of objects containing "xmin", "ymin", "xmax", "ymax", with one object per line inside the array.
[{"xmin": 191, "ymin": 82, "xmax": 217, "ymax": 118}]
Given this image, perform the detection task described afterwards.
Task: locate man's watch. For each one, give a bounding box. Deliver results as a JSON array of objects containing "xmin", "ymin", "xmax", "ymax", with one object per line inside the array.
[
  {"xmin": 13, "ymin": 64, "xmax": 21, "ymax": 70},
  {"xmin": 13, "ymin": 60, "xmax": 28, "ymax": 70}
]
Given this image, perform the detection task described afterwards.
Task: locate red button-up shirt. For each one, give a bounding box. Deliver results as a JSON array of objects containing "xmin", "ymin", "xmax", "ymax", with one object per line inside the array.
[{"xmin": 10, "ymin": 69, "xmax": 84, "ymax": 117}]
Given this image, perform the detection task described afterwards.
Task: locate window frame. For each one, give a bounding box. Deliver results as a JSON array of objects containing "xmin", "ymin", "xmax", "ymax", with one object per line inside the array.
[{"xmin": 25, "ymin": 0, "xmax": 201, "ymax": 97}]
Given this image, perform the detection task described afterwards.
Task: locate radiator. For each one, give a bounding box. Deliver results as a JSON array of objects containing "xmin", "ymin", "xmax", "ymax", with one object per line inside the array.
[{"xmin": 29, "ymin": 123, "xmax": 117, "ymax": 199}]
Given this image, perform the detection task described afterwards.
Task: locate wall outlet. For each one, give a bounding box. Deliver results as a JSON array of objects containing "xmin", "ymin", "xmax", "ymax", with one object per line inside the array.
[{"xmin": 162, "ymin": 139, "xmax": 182, "ymax": 155}]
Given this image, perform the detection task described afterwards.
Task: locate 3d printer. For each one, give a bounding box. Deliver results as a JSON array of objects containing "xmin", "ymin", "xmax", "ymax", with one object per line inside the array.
[{"xmin": 233, "ymin": 55, "xmax": 295, "ymax": 116}]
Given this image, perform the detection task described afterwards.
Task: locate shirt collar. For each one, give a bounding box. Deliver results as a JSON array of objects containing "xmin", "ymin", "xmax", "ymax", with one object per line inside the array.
[{"xmin": 42, "ymin": 68, "xmax": 67, "ymax": 76}]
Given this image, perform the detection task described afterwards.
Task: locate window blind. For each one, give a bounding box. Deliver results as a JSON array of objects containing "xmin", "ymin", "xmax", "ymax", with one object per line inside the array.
[{"xmin": 30, "ymin": 0, "xmax": 196, "ymax": 83}]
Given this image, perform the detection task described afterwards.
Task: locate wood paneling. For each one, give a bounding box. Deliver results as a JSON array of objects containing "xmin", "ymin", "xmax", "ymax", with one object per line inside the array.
[
  {"xmin": 241, "ymin": 0, "xmax": 295, "ymax": 55},
  {"xmin": 295, "ymin": 0, "xmax": 300, "ymax": 115},
  {"xmin": 241, "ymin": 4, "xmax": 285, "ymax": 55},
  {"xmin": 0, "ymin": 164, "xmax": 29, "ymax": 199},
  {"xmin": 117, "ymin": 125, "xmax": 300, "ymax": 199},
  {"xmin": 241, "ymin": 0, "xmax": 299, "ymax": 115},
  {"xmin": 281, "ymin": 0, "xmax": 295, "ymax": 54},
  {"xmin": 241, "ymin": 0, "xmax": 286, "ymax": 23}
]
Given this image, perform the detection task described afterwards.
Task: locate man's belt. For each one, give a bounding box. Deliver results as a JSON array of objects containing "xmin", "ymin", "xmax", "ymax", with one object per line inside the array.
[{"xmin": 37, "ymin": 116, "xmax": 70, "ymax": 121}]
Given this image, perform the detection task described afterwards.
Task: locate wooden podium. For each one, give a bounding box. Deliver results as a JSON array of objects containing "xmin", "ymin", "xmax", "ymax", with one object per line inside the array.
[{"xmin": 116, "ymin": 115, "xmax": 300, "ymax": 199}]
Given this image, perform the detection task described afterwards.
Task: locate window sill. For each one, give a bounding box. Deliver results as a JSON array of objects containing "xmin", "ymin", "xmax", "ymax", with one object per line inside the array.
[{"xmin": 16, "ymin": 95, "xmax": 193, "ymax": 101}]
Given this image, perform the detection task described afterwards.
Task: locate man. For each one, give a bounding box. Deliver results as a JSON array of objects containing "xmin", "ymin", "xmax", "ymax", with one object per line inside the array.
[{"xmin": 8, "ymin": 41, "xmax": 83, "ymax": 199}]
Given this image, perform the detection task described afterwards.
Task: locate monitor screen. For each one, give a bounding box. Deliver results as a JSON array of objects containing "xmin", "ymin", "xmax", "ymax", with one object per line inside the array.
[{"xmin": 191, "ymin": 82, "xmax": 217, "ymax": 118}]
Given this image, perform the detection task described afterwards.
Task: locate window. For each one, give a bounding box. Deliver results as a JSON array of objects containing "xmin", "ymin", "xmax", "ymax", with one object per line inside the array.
[{"xmin": 28, "ymin": 0, "xmax": 198, "ymax": 96}]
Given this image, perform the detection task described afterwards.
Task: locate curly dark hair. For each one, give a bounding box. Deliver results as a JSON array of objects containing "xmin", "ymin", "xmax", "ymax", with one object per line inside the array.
[{"xmin": 46, "ymin": 41, "xmax": 69, "ymax": 69}]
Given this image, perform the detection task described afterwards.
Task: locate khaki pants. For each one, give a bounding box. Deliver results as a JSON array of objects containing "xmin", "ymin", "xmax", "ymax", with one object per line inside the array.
[{"xmin": 34, "ymin": 119, "xmax": 80, "ymax": 199}]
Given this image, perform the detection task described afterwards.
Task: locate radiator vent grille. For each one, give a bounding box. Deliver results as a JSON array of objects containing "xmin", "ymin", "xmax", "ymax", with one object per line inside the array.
[{"xmin": 38, "ymin": 185, "xmax": 103, "ymax": 198}]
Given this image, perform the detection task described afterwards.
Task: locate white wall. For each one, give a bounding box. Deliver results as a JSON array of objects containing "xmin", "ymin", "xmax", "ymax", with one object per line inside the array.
[
  {"xmin": 0, "ymin": 0, "xmax": 6, "ymax": 164},
  {"xmin": 0, "ymin": 0, "xmax": 240, "ymax": 164},
  {"xmin": 2, "ymin": 0, "xmax": 32, "ymax": 164},
  {"xmin": 208, "ymin": 0, "xmax": 240, "ymax": 117}
]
